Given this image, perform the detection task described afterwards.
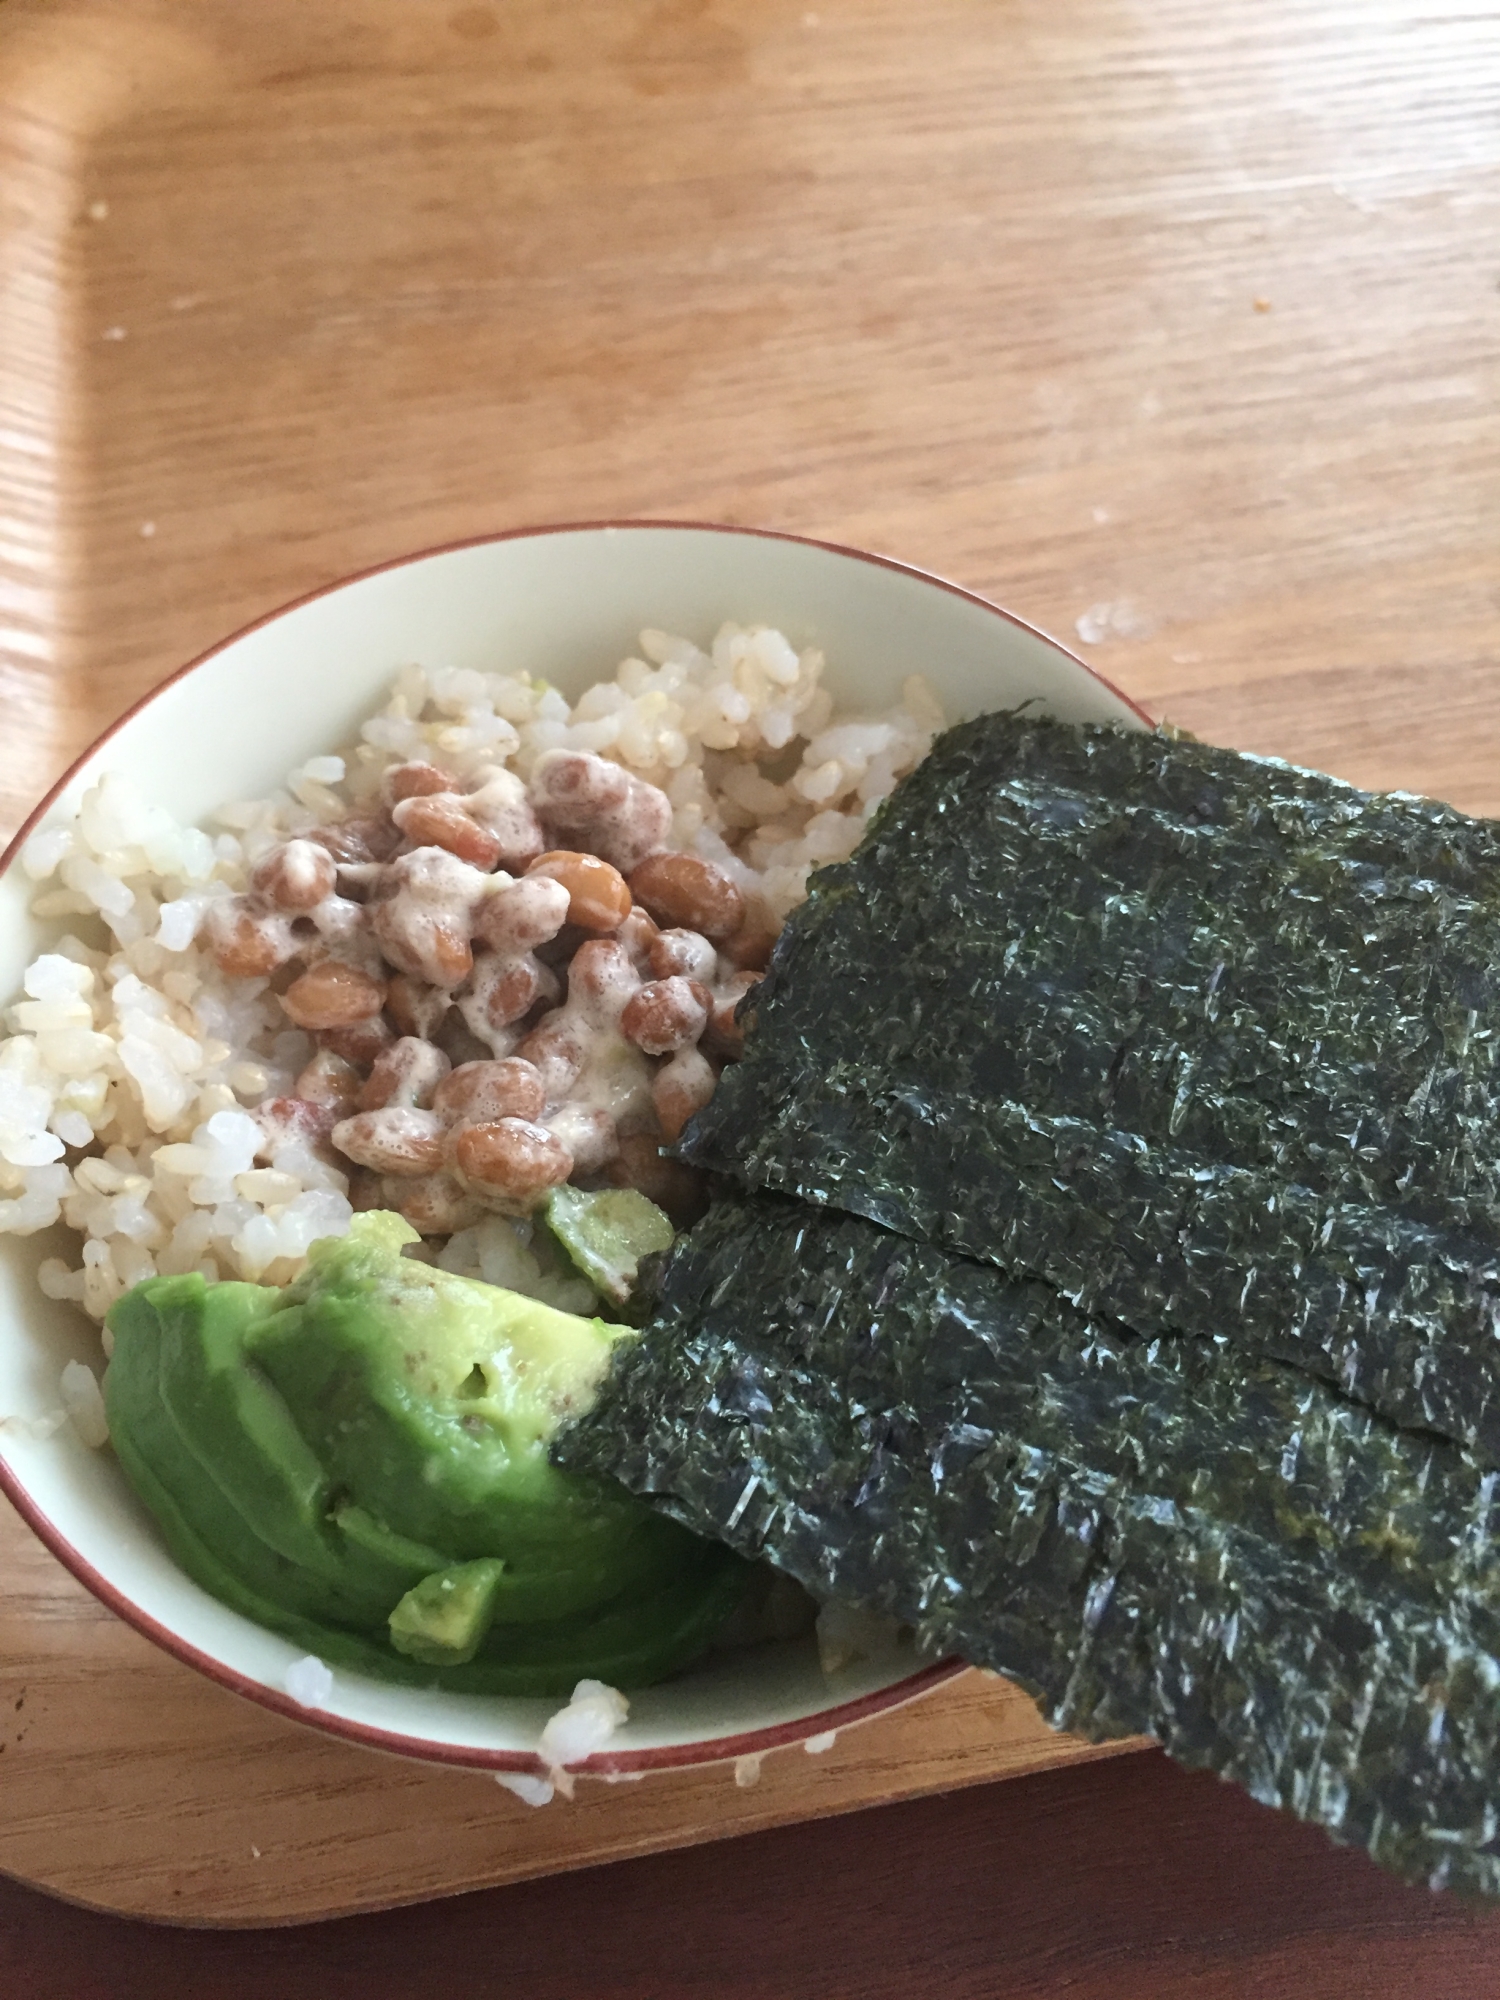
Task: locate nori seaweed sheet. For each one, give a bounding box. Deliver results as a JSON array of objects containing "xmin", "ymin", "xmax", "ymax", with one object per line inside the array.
[
  {"xmin": 557, "ymin": 1192, "xmax": 1500, "ymax": 1894},
  {"xmin": 680, "ymin": 713, "xmax": 1500, "ymax": 1463}
]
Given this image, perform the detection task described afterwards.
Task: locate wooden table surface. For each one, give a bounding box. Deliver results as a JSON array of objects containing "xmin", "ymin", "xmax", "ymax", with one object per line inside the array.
[
  {"xmin": 3, "ymin": 0, "xmax": 1500, "ymax": 1987},
  {"xmin": 3, "ymin": 1750, "xmax": 1500, "ymax": 1997}
]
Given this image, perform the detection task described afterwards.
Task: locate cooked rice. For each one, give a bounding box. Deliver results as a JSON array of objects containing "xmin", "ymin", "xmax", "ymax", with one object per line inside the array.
[{"xmin": 0, "ymin": 624, "xmax": 943, "ymax": 1326}]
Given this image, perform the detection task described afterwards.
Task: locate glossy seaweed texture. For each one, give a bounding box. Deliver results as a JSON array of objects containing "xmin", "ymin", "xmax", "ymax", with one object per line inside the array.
[
  {"xmin": 557, "ymin": 1193, "xmax": 1500, "ymax": 1894},
  {"xmin": 682, "ymin": 714, "xmax": 1500, "ymax": 1464}
]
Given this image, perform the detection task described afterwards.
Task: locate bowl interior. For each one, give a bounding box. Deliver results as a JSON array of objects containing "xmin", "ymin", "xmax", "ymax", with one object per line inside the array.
[{"xmin": 0, "ymin": 524, "xmax": 1142, "ymax": 1769}]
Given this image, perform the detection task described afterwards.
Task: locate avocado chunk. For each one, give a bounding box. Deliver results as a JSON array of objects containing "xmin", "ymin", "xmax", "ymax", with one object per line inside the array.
[
  {"xmin": 543, "ymin": 1185, "xmax": 675, "ymax": 1308},
  {"xmin": 388, "ymin": 1558, "xmax": 507, "ymax": 1666},
  {"xmin": 103, "ymin": 1212, "xmax": 749, "ymax": 1694}
]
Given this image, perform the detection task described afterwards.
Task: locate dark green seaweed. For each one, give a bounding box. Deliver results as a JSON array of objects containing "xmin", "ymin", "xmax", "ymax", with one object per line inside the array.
[
  {"xmin": 681, "ymin": 713, "xmax": 1500, "ymax": 1463},
  {"xmin": 558, "ymin": 1192, "xmax": 1500, "ymax": 1894}
]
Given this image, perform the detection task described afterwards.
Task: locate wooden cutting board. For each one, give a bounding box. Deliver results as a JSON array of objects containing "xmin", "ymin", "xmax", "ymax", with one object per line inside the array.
[
  {"xmin": 2, "ymin": 0, "xmax": 1496, "ymax": 1928},
  {"xmin": 0, "ymin": 1488, "xmax": 1135, "ymax": 1925}
]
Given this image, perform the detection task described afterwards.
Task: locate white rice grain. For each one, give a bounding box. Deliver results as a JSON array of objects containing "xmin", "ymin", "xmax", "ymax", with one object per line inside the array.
[
  {"xmin": 284, "ymin": 1655, "xmax": 334, "ymax": 1707},
  {"xmin": 494, "ymin": 1771, "xmax": 555, "ymax": 1808},
  {"xmin": 59, "ymin": 1359, "xmax": 109, "ymax": 1447},
  {"xmin": 538, "ymin": 1679, "xmax": 629, "ymax": 1798}
]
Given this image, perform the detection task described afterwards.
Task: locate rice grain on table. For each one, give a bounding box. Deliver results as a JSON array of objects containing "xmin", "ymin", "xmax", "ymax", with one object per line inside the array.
[{"xmin": 0, "ymin": 624, "xmax": 943, "ymax": 1325}]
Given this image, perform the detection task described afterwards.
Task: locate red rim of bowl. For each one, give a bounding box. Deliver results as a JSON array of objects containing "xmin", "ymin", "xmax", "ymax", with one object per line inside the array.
[{"xmin": 0, "ymin": 518, "xmax": 1151, "ymax": 1776}]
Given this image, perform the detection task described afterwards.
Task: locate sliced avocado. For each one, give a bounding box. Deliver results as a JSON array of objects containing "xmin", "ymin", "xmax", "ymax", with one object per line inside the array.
[
  {"xmin": 389, "ymin": 1558, "xmax": 506, "ymax": 1666},
  {"xmin": 542, "ymin": 1186, "xmax": 675, "ymax": 1309},
  {"xmin": 108, "ymin": 1396, "xmax": 335, "ymax": 1641},
  {"xmin": 125, "ymin": 1273, "xmax": 456, "ymax": 1619},
  {"xmin": 104, "ymin": 1282, "xmax": 386, "ymax": 1629},
  {"xmin": 244, "ymin": 1214, "xmax": 697, "ymax": 1595},
  {"xmin": 331, "ymin": 1501, "xmax": 450, "ymax": 1586},
  {"xmin": 114, "ymin": 1379, "xmax": 750, "ymax": 1695},
  {"xmin": 455, "ymin": 1540, "xmax": 754, "ymax": 1692},
  {"xmin": 103, "ymin": 1214, "xmax": 752, "ymax": 1692},
  {"xmin": 151, "ymin": 1278, "xmax": 340, "ymax": 1571}
]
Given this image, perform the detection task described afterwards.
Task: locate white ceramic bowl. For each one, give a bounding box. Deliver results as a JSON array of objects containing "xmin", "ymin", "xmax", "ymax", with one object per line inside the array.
[{"xmin": 0, "ymin": 522, "xmax": 1146, "ymax": 1779}]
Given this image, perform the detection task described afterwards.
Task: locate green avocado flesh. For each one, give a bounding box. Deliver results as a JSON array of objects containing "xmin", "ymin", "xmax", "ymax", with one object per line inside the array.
[
  {"xmin": 103, "ymin": 1212, "xmax": 748, "ymax": 1694},
  {"xmin": 543, "ymin": 1186, "xmax": 675, "ymax": 1310},
  {"xmin": 388, "ymin": 1560, "xmax": 506, "ymax": 1666}
]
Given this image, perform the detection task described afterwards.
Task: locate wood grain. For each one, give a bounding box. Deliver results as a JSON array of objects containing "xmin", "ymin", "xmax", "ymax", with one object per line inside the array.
[
  {"xmin": 0, "ymin": 1482, "xmax": 1134, "ymax": 1925},
  {"xmin": 3, "ymin": 1751, "xmax": 1500, "ymax": 1996},
  {"xmin": 4, "ymin": 0, "xmax": 1498, "ymax": 837},
  {"xmin": 1, "ymin": 0, "xmax": 1498, "ymax": 1967}
]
